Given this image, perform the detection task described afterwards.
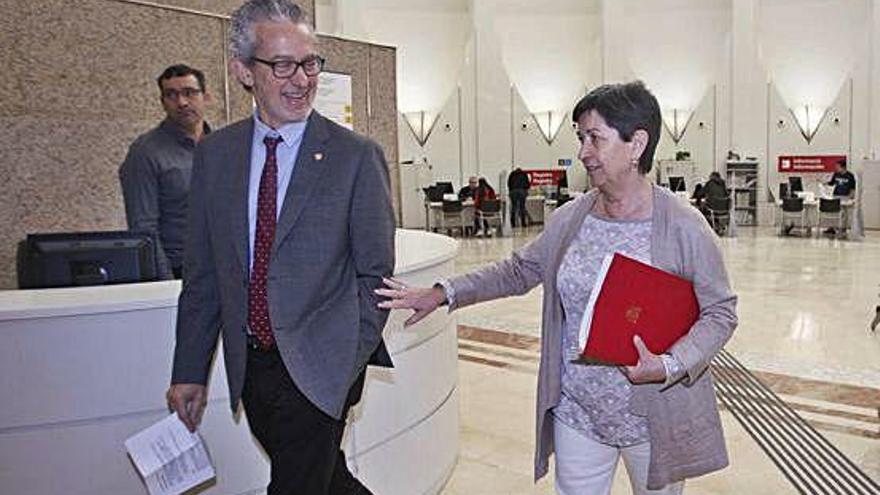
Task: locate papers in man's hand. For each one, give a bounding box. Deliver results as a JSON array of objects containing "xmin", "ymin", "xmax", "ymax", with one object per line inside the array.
[{"xmin": 125, "ymin": 413, "xmax": 215, "ymax": 495}]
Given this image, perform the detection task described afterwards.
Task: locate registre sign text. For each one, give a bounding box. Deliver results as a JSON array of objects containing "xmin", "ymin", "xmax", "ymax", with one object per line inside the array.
[{"xmin": 524, "ymin": 169, "xmax": 567, "ymax": 186}]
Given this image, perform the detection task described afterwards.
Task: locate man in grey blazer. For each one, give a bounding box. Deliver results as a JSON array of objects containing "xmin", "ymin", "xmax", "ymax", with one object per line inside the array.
[{"xmin": 166, "ymin": 1, "xmax": 395, "ymax": 493}]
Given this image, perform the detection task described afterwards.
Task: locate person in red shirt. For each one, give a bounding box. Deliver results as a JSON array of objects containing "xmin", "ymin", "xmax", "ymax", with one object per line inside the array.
[{"xmin": 473, "ymin": 177, "xmax": 497, "ymax": 236}]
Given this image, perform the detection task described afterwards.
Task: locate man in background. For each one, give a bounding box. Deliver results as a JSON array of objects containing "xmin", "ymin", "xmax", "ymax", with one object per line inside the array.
[
  {"xmin": 119, "ymin": 64, "xmax": 211, "ymax": 278},
  {"xmin": 825, "ymin": 159, "xmax": 856, "ymax": 235},
  {"xmin": 828, "ymin": 158, "xmax": 856, "ymax": 199},
  {"xmin": 166, "ymin": 1, "xmax": 394, "ymax": 493},
  {"xmin": 458, "ymin": 175, "xmax": 478, "ymax": 201},
  {"xmin": 507, "ymin": 167, "xmax": 530, "ymax": 228}
]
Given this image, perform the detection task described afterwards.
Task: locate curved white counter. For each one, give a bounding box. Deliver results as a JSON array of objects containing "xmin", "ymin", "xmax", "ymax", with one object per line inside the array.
[{"xmin": 0, "ymin": 229, "xmax": 459, "ymax": 495}]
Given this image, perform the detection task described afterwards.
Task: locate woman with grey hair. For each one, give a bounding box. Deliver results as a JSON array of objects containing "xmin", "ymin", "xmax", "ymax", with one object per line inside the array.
[{"xmin": 378, "ymin": 81, "xmax": 737, "ymax": 494}]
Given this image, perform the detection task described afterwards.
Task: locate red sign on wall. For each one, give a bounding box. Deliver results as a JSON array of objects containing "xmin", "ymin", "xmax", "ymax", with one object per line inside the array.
[
  {"xmin": 525, "ymin": 169, "xmax": 567, "ymax": 186},
  {"xmin": 777, "ymin": 155, "xmax": 845, "ymax": 173}
]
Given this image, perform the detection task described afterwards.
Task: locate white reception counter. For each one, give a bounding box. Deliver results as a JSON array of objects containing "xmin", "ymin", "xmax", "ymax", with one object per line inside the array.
[{"xmin": 0, "ymin": 229, "xmax": 459, "ymax": 495}]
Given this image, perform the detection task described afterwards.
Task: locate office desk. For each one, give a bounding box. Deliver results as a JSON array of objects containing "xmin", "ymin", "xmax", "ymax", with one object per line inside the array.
[
  {"xmin": 544, "ymin": 199, "xmax": 557, "ymax": 220},
  {"xmin": 526, "ymin": 195, "xmax": 545, "ymax": 224},
  {"xmin": 0, "ymin": 229, "xmax": 459, "ymax": 495},
  {"xmin": 424, "ymin": 200, "xmax": 475, "ymax": 234},
  {"xmin": 425, "ymin": 199, "xmax": 509, "ymax": 235},
  {"xmin": 775, "ymin": 198, "xmax": 856, "ymax": 237},
  {"xmin": 543, "ymin": 193, "xmax": 588, "ymax": 221}
]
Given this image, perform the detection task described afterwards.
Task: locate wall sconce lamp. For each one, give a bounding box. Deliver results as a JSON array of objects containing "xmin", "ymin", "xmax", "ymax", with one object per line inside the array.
[
  {"xmin": 402, "ymin": 110, "xmax": 440, "ymax": 147},
  {"xmin": 788, "ymin": 104, "xmax": 830, "ymax": 144},
  {"xmin": 528, "ymin": 110, "xmax": 565, "ymax": 145},
  {"xmin": 662, "ymin": 108, "xmax": 694, "ymax": 144}
]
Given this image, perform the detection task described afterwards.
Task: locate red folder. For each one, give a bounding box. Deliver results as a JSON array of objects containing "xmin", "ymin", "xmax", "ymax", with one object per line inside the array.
[{"xmin": 577, "ymin": 253, "xmax": 699, "ymax": 366}]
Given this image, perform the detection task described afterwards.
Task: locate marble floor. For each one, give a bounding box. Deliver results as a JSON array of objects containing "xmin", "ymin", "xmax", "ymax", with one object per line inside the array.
[{"xmin": 431, "ymin": 225, "xmax": 880, "ymax": 494}]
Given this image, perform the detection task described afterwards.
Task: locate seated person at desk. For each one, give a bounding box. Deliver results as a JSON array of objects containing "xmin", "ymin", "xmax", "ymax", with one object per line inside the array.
[
  {"xmin": 703, "ymin": 172, "xmax": 728, "ymax": 200},
  {"xmin": 458, "ymin": 176, "xmax": 478, "ymax": 201},
  {"xmin": 690, "ymin": 183, "xmax": 704, "ymax": 206},
  {"xmin": 825, "ymin": 159, "xmax": 856, "ymax": 235},
  {"xmin": 693, "ymin": 172, "xmax": 727, "ymax": 206},
  {"xmin": 696, "ymin": 172, "xmax": 729, "ymax": 234},
  {"xmin": 473, "ymin": 177, "xmax": 497, "ymax": 236}
]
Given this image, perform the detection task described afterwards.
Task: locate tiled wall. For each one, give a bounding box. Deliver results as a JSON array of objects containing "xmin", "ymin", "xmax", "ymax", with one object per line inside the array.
[
  {"xmin": 147, "ymin": 0, "xmax": 314, "ymax": 20},
  {"xmin": 368, "ymin": 45, "xmax": 401, "ymax": 216},
  {"xmin": 0, "ymin": 0, "xmax": 398, "ymax": 289}
]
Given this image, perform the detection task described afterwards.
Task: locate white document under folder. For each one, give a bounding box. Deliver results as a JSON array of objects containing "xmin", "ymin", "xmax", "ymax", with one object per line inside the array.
[{"xmin": 125, "ymin": 413, "xmax": 216, "ymax": 495}]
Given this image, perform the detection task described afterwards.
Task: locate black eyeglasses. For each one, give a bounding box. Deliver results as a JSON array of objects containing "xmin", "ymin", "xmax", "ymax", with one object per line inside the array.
[
  {"xmin": 162, "ymin": 88, "xmax": 203, "ymax": 100},
  {"xmin": 251, "ymin": 55, "xmax": 325, "ymax": 78}
]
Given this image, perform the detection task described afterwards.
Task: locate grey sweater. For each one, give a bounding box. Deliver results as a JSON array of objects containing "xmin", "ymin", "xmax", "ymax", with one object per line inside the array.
[{"xmin": 448, "ymin": 185, "xmax": 738, "ymax": 489}]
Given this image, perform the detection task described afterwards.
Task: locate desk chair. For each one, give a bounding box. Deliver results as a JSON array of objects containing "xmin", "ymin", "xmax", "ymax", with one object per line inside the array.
[
  {"xmin": 476, "ymin": 199, "xmax": 502, "ymax": 236},
  {"xmin": 705, "ymin": 196, "xmax": 731, "ymax": 236},
  {"xmin": 778, "ymin": 183, "xmax": 790, "ymax": 200},
  {"xmin": 669, "ymin": 176, "xmax": 686, "ymax": 193},
  {"xmin": 423, "ymin": 186, "xmax": 444, "ymax": 202},
  {"xmin": 435, "ymin": 181, "xmax": 455, "ymax": 195},
  {"xmin": 440, "ymin": 200, "xmax": 465, "ymax": 236},
  {"xmin": 781, "ymin": 197, "xmax": 809, "ymax": 236},
  {"xmin": 817, "ymin": 198, "xmax": 844, "ymax": 236},
  {"xmin": 789, "ymin": 176, "xmax": 804, "ymax": 196}
]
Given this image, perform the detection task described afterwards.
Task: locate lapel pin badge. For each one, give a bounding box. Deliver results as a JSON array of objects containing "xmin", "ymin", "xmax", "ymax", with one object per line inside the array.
[{"xmin": 314, "ymin": 152, "xmax": 324, "ymax": 161}]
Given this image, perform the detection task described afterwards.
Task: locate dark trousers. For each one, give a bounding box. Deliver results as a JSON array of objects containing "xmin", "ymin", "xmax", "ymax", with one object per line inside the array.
[
  {"xmin": 473, "ymin": 217, "xmax": 491, "ymax": 235},
  {"xmin": 509, "ymin": 189, "xmax": 528, "ymax": 227},
  {"xmin": 241, "ymin": 346, "xmax": 371, "ymax": 495}
]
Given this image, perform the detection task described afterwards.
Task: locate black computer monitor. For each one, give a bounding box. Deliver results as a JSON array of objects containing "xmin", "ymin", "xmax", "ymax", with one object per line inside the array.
[
  {"xmin": 788, "ymin": 176, "xmax": 804, "ymax": 195},
  {"xmin": 668, "ymin": 176, "xmax": 686, "ymax": 192},
  {"xmin": 17, "ymin": 231, "xmax": 160, "ymax": 289},
  {"xmin": 435, "ymin": 181, "xmax": 455, "ymax": 195},
  {"xmin": 779, "ymin": 183, "xmax": 790, "ymax": 200},
  {"xmin": 422, "ymin": 186, "xmax": 444, "ymax": 202}
]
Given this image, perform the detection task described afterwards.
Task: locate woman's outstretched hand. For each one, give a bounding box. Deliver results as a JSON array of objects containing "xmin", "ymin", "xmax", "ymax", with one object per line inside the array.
[{"xmin": 376, "ymin": 277, "xmax": 447, "ymax": 327}]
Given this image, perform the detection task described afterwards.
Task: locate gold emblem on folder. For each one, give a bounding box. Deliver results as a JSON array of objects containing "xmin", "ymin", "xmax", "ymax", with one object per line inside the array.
[{"xmin": 624, "ymin": 305, "xmax": 642, "ymax": 324}]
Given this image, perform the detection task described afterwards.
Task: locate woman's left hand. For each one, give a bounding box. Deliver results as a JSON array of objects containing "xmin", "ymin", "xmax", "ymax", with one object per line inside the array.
[{"xmin": 622, "ymin": 335, "xmax": 667, "ymax": 384}]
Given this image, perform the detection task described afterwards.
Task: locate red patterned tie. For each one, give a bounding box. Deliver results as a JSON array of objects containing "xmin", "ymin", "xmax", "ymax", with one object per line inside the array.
[{"xmin": 248, "ymin": 135, "xmax": 283, "ymax": 349}]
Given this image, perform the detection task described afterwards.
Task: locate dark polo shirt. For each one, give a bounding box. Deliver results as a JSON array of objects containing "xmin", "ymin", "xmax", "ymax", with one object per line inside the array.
[{"xmin": 119, "ymin": 119, "xmax": 210, "ymax": 278}]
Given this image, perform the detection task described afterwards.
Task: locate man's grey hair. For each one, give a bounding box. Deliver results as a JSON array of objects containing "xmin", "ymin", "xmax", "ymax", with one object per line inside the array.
[{"xmin": 229, "ymin": 0, "xmax": 308, "ymax": 60}]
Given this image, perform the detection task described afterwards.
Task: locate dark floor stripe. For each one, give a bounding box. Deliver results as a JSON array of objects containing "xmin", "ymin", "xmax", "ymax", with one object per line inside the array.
[
  {"xmin": 458, "ymin": 353, "xmax": 536, "ymax": 375},
  {"xmin": 457, "ymin": 325, "xmax": 540, "ymax": 351},
  {"xmin": 458, "ymin": 325, "xmax": 880, "ymax": 442},
  {"xmin": 458, "ymin": 341, "xmax": 540, "ymax": 363}
]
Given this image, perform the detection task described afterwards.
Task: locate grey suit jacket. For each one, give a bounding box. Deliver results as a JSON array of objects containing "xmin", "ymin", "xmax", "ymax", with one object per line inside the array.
[
  {"xmin": 448, "ymin": 186, "xmax": 737, "ymax": 488},
  {"xmin": 171, "ymin": 112, "xmax": 395, "ymax": 420}
]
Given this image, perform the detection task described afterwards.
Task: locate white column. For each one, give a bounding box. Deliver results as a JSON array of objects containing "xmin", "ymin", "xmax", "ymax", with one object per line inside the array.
[
  {"xmin": 333, "ymin": 0, "xmax": 368, "ymax": 39},
  {"xmin": 600, "ymin": 0, "xmax": 634, "ymax": 83},
  {"xmin": 458, "ymin": 11, "xmax": 478, "ymax": 181},
  {"xmin": 871, "ymin": 0, "xmax": 880, "ymax": 159},
  {"xmin": 730, "ymin": 0, "xmax": 769, "ymax": 224},
  {"xmin": 471, "ymin": 0, "xmax": 513, "ymax": 179},
  {"xmin": 730, "ymin": 0, "xmax": 766, "ymax": 161}
]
